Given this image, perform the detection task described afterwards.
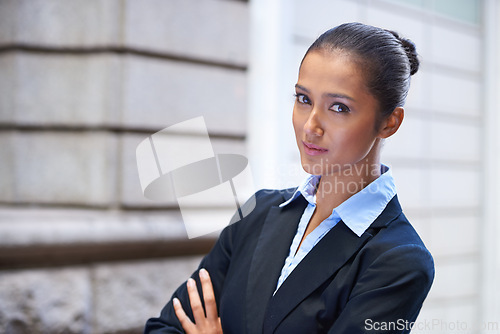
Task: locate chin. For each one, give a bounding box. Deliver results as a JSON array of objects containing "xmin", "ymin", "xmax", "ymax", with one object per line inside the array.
[
  {"xmin": 301, "ymin": 162, "xmax": 325, "ymax": 176},
  {"xmin": 301, "ymin": 159, "xmax": 344, "ymax": 176}
]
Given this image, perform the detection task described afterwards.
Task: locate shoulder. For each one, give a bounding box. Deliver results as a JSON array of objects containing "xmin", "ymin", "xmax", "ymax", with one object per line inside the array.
[
  {"xmin": 219, "ymin": 187, "xmax": 298, "ymax": 239},
  {"xmin": 347, "ymin": 214, "xmax": 435, "ymax": 306},
  {"xmin": 254, "ymin": 187, "xmax": 297, "ymax": 203},
  {"xmin": 359, "ymin": 197, "xmax": 434, "ymax": 280},
  {"xmin": 240, "ymin": 187, "xmax": 297, "ymax": 217},
  {"xmin": 365, "ymin": 195, "xmax": 429, "ymax": 253},
  {"xmin": 370, "ymin": 220, "xmax": 434, "ymax": 276},
  {"xmin": 370, "ymin": 212, "xmax": 430, "ymax": 258}
]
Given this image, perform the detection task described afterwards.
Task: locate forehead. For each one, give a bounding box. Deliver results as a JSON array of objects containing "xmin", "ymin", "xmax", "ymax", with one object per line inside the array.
[{"xmin": 297, "ymin": 50, "xmax": 370, "ymax": 96}]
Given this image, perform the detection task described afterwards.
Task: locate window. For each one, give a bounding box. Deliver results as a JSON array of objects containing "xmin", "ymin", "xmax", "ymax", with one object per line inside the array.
[{"xmin": 390, "ymin": 0, "xmax": 481, "ymax": 24}]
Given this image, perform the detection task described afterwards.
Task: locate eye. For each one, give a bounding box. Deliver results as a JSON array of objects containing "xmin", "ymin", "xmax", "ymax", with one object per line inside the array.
[
  {"xmin": 295, "ymin": 93, "xmax": 311, "ymax": 105},
  {"xmin": 330, "ymin": 103, "xmax": 350, "ymax": 113}
]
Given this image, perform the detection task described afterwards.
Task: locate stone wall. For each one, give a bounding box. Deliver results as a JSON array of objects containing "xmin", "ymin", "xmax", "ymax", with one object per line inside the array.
[{"xmin": 0, "ymin": 0, "xmax": 249, "ymax": 333}]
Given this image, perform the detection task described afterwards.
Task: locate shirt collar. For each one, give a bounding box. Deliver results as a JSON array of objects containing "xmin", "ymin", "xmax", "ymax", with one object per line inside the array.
[
  {"xmin": 279, "ymin": 174, "xmax": 319, "ymax": 207},
  {"xmin": 279, "ymin": 165, "xmax": 396, "ymax": 237}
]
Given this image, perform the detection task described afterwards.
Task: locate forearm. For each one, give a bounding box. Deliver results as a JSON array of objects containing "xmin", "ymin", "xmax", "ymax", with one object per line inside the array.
[{"xmin": 144, "ymin": 228, "xmax": 234, "ymax": 333}]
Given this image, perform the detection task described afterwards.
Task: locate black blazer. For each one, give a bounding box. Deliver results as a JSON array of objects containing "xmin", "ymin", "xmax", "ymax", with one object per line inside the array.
[{"xmin": 145, "ymin": 188, "xmax": 434, "ymax": 334}]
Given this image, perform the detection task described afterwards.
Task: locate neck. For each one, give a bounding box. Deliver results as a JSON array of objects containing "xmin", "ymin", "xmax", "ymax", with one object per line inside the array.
[{"xmin": 315, "ymin": 158, "xmax": 381, "ymax": 213}]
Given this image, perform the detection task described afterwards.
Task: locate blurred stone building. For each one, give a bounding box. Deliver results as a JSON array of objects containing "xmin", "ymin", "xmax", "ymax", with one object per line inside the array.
[
  {"xmin": 1, "ymin": 0, "xmax": 500, "ymax": 334},
  {"xmin": 0, "ymin": 0, "xmax": 248, "ymax": 333}
]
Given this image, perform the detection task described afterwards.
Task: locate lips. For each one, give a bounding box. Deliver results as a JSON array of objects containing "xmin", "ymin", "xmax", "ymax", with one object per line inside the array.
[{"xmin": 302, "ymin": 141, "xmax": 328, "ymax": 156}]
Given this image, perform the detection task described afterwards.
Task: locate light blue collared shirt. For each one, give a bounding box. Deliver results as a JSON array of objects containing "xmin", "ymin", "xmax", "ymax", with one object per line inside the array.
[{"xmin": 274, "ymin": 165, "xmax": 396, "ymax": 294}]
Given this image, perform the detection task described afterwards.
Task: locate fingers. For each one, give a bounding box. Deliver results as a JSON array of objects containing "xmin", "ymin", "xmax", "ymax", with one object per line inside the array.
[
  {"xmin": 173, "ymin": 297, "xmax": 196, "ymax": 333},
  {"xmin": 187, "ymin": 277, "xmax": 206, "ymax": 325},
  {"xmin": 174, "ymin": 270, "xmax": 221, "ymax": 334},
  {"xmin": 199, "ymin": 268, "xmax": 218, "ymax": 320}
]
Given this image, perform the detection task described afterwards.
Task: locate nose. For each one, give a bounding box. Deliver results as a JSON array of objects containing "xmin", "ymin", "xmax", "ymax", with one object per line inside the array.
[{"xmin": 304, "ymin": 108, "xmax": 324, "ymax": 137}]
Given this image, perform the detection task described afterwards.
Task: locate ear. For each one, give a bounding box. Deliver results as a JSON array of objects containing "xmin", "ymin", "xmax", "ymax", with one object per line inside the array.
[{"xmin": 378, "ymin": 107, "xmax": 404, "ymax": 139}]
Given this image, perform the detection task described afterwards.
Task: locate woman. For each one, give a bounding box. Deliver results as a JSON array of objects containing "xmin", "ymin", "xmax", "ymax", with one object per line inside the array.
[{"xmin": 145, "ymin": 22, "xmax": 434, "ymax": 334}]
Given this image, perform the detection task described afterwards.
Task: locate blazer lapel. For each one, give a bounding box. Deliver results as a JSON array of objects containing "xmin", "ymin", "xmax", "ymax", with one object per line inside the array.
[
  {"xmin": 245, "ymin": 195, "xmax": 308, "ymax": 334},
  {"xmin": 262, "ymin": 195, "xmax": 403, "ymax": 333},
  {"xmin": 262, "ymin": 221, "xmax": 372, "ymax": 333}
]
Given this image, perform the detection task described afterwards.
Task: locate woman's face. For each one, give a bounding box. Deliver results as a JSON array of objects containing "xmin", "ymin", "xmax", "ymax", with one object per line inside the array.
[{"xmin": 293, "ymin": 50, "xmax": 383, "ymax": 176}]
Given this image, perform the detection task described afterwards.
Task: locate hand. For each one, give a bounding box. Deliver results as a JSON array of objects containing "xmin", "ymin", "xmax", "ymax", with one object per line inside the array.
[{"xmin": 173, "ymin": 268, "xmax": 223, "ymax": 334}]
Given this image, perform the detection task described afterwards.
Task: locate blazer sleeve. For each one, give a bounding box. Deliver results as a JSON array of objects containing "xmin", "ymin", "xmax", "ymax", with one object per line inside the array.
[
  {"xmin": 328, "ymin": 244, "xmax": 435, "ymax": 334},
  {"xmin": 143, "ymin": 219, "xmax": 237, "ymax": 334}
]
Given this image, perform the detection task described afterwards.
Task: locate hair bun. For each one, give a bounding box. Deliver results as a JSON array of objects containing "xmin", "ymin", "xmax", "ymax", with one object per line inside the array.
[
  {"xmin": 386, "ymin": 30, "xmax": 420, "ymax": 76},
  {"xmin": 400, "ymin": 37, "xmax": 419, "ymax": 75}
]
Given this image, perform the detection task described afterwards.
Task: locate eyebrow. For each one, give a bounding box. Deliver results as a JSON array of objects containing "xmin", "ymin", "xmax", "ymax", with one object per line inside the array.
[{"xmin": 295, "ymin": 84, "xmax": 356, "ymax": 102}]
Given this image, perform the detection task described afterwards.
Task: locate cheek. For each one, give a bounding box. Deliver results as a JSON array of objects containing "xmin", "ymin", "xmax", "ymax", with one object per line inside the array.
[
  {"xmin": 331, "ymin": 119, "xmax": 377, "ymax": 149},
  {"xmin": 292, "ymin": 108, "xmax": 303, "ymax": 137}
]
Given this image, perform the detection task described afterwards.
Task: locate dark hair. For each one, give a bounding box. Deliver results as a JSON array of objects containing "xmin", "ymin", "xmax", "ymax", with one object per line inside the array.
[{"xmin": 303, "ymin": 22, "xmax": 419, "ymax": 118}]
